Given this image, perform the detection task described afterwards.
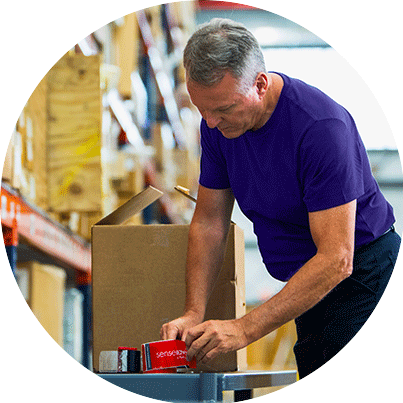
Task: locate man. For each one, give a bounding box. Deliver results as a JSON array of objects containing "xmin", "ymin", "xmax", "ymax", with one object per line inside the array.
[{"xmin": 160, "ymin": 18, "xmax": 400, "ymax": 378}]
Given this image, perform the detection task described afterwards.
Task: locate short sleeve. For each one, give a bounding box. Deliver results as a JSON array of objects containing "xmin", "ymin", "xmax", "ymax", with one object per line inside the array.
[
  {"xmin": 300, "ymin": 118, "xmax": 365, "ymax": 212},
  {"xmin": 199, "ymin": 120, "xmax": 231, "ymax": 189}
]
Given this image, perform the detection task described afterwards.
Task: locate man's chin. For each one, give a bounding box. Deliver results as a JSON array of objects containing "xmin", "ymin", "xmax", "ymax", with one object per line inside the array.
[{"xmin": 219, "ymin": 127, "xmax": 242, "ymax": 139}]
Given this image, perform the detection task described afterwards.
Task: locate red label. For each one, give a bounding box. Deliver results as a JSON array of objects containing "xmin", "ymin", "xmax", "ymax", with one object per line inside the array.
[{"xmin": 142, "ymin": 340, "xmax": 197, "ymax": 372}]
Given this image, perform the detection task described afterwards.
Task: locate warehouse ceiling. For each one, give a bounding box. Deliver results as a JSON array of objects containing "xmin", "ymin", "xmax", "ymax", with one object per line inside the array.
[{"xmin": 196, "ymin": 6, "xmax": 328, "ymax": 48}]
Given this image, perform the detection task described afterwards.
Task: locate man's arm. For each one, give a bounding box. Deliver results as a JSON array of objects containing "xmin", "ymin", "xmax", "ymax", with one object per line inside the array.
[
  {"xmin": 185, "ymin": 200, "xmax": 356, "ymax": 363},
  {"xmin": 240, "ymin": 199, "xmax": 356, "ymax": 344},
  {"xmin": 160, "ymin": 184, "xmax": 234, "ymax": 340}
]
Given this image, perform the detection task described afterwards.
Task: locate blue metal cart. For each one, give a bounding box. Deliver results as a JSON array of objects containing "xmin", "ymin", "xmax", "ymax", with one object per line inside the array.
[{"xmin": 99, "ymin": 370, "xmax": 297, "ymax": 402}]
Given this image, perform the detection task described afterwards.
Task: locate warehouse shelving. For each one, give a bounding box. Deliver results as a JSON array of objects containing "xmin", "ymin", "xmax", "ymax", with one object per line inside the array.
[
  {"xmin": 2, "ymin": 3, "xmax": 199, "ymax": 374},
  {"xmin": 74, "ymin": 6, "xmax": 198, "ymax": 226},
  {"xmin": 2, "ymin": 180, "xmax": 93, "ymax": 368},
  {"xmin": 1, "ymin": 4, "xmax": 196, "ymax": 269},
  {"xmin": 136, "ymin": 8, "xmax": 187, "ymax": 150},
  {"xmin": 105, "ymin": 88, "xmax": 184, "ymax": 225},
  {"xmin": 1, "ymin": 181, "xmax": 90, "ymax": 274},
  {"xmin": 99, "ymin": 6, "xmax": 198, "ymax": 224}
]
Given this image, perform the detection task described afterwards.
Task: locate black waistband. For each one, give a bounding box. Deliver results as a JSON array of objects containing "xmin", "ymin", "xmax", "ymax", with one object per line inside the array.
[{"xmin": 382, "ymin": 224, "xmax": 395, "ymax": 236}]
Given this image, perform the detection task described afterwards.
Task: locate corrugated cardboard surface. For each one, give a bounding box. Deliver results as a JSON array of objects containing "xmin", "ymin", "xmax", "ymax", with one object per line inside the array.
[
  {"xmin": 17, "ymin": 261, "xmax": 66, "ymax": 346},
  {"xmin": 92, "ymin": 223, "xmax": 246, "ymax": 373}
]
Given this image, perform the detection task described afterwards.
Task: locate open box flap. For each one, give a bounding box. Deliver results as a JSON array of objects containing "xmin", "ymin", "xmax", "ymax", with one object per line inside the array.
[
  {"xmin": 175, "ymin": 185, "xmax": 235, "ymax": 224},
  {"xmin": 95, "ymin": 186, "xmax": 163, "ymax": 226},
  {"xmin": 174, "ymin": 186, "xmax": 196, "ymax": 203}
]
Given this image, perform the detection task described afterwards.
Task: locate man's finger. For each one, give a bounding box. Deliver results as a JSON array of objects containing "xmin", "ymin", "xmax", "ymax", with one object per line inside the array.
[
  {"xmin": 181, "ymin": 328, "xmax": 189, "ymax": 343},
  {"xmin": 187, "ymin": 336, "xmax": 209, "ymax": 361},
  {"xmin": 160, "ymin": 324, "xmax": 166, "ymax": 340},
  {"xmin": 184, "ymin": 323, "xmax": 206, "ymax": 350},
  {"xmin": 161, "ymin": 323, "xmax": 177, "ymax": 340},
  {"xmin": 195, "ymin": 337, "xmax": 218, "ymax": 363},
  {"xmin": 186, "ymin": 327, "xmax": 212, "ymax": 361},
  {"xmin": 167, "ymin": 325, "xmax": 179, "ymax": 340}
]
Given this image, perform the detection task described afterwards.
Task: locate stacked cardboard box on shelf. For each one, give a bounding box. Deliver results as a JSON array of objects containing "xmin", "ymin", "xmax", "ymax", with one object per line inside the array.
[
  {"xmin": 109, "ymin": 150, "xmax": 146, "ymax": 225},
  {"xmin": 174, "ymin": 109, "xmax": 201, "ymax": 195},
  {"xmin": 2, "ymin": 132, "xmax": 16, "ymax": 185},
  {"xmin": 15, "ymin": 261, "xmax": 67, "ymax": 347},
  {"xmin": 151, "ymin": 122, "xmax": 176, "ymax": 189},
  {"xmin": 8, "ymin": 76, "xmax": 48, "ymax": 208},
  {"xmin": 151, "ymin": 120, "xmax": 200, "ymax": 197},
  {"xmin": 167, "ymin": 1, "xmax": 197, "ymax": 37},
  {"xmin": 166, "ymin": 1, "xmax": 197, "ymax": 83},
  {"xmin": 3, "ymin": 4, "xmax": 201, "ymax": 235},
  {"xmin": 11, "ymin": 52, "xmax": 103, "ymax": 213},
  {"xmin": 96, "ymin": 6, "xmax": 201, "ymax": 225},
  {"xmin": 5, "ymin": 52, "xmax": 104, "ymax": 241},
  {"xmin": 114, "ymin": 13, "xmax": 141, "ymax": 98}
]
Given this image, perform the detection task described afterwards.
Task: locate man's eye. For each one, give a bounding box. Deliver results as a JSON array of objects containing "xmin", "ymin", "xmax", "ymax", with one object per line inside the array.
[{"xmin": 219, "ymin": 106, "xmax": 233, "ymax": 113}]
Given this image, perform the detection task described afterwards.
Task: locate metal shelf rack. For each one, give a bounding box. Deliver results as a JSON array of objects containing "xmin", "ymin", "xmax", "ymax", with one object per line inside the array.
[{"xmin": 1, "ymin": 181, "xmax": 93, "ymax": 368}]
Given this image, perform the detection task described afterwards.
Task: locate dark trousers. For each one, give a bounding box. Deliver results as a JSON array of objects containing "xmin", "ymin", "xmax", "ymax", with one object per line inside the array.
[{"xmin": 293, "ymin": 227, "xmax": 401, "ymax": 379}]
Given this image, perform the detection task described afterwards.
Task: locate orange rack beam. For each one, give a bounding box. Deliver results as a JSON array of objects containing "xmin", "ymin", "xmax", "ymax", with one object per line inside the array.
[{"xmin": 1, "ymin": 182, "xmax": 91, "ymax": 273}]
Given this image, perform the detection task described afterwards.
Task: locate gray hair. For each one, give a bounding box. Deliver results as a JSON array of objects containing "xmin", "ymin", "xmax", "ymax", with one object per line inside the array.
[{"xmin": 183, "ymin": 18, "xmax": 266, "ymax": 92}]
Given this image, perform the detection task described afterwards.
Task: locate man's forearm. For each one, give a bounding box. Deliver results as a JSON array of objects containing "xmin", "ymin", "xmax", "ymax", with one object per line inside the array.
[
  {"xmin": 239, "ymin": 250, "xmax": 353, "ymax": 345},
  {"xmin": 184, "ymin": 220, "xmax": 230, "ymax": 320}
]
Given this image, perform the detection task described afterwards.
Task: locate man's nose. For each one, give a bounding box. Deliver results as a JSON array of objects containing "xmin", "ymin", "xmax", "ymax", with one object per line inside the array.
[{"xmin": 204, "ymin": 112, "xmax": 221, "ymax": 129}]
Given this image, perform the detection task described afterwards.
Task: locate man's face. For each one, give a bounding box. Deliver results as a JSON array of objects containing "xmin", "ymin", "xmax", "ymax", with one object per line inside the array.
[{"xmin": 186, "ymin": 72, "xmax": 262, "ymax": 139}]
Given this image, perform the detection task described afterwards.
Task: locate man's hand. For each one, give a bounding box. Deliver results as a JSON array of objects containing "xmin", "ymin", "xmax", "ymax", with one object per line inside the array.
[
  {"xmin": 160, "ymin": 313, "xmax": 203, "ymax": 341},
  {"xmin": 185, "ymin": 319, "xmax": 248, "ymax": 364}
]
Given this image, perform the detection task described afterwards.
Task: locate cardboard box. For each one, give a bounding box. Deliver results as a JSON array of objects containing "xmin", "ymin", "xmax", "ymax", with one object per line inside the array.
[
  {"xmin": 115, "ymin": 13, "xmax": 140, "ymax": 98},
  {"xmin": 92, "ymin": 186, "xmax": 246, "ymax": 372},
  {"xmin": 110, "ymin": 152, "xmax": 145, "ymax": 197},
  {"xmin": 16, "ymin": 261, "xmax": 66, "ymax": 346},
  {"xmin": 2, "ymin": 133, "xmax": 14, "ymax": 183}
]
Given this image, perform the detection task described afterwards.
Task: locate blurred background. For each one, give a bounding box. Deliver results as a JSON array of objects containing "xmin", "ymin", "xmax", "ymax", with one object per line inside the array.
[{"xmin": 1, "ymin": 1, "xmax": 401, "ymax": 399}]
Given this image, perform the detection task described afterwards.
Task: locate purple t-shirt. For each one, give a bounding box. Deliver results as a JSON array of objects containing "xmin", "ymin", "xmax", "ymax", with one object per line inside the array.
[{"xmin": 199, "ymin": 72, "xmax": 395, "ymax": 281}]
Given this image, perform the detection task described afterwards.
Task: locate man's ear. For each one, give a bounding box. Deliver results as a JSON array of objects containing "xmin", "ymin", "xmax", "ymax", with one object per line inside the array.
[{"xmin": 255, "ymin": 72, "xmax": 269, "ymax": 98}]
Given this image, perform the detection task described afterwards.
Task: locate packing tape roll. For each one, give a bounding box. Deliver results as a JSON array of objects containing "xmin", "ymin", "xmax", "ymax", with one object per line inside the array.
[
  {"xmin": 118, "ymin": 347, "xmax": 141, "ymax": 373},
  {"xmin": 141, "ymin": 340, "xmax": 197, "ymax": 372}
]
